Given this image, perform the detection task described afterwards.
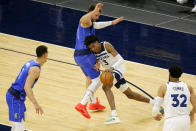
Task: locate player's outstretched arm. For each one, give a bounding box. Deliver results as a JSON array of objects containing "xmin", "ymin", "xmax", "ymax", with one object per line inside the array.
[
  {"xmin": 24, "ymin": 66, "xmax": 43, "ymax": 115},
  {"xmin": 189, "ymin": 85, "xmax": 196, "ymax": 124},
  {"xmin": 112, "ymin": 17, "xmax": 124, "ymax": 25},
  {"xmin": 80, "ymin": 3, "xmax": 103, "ymax": 28},
  {"xmin": 93, "ymin": 17, "xmax": 124, "ymax": 29}
]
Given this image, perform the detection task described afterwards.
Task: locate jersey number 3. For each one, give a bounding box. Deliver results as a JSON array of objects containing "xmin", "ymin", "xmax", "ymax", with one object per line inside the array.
[
  {"xmin": 171, "ymin": 94, "xmax": 187, "ymax": 107},
  {"xmin": 102, "ymin": 60, "xmax": 109, "ymax": 65}
]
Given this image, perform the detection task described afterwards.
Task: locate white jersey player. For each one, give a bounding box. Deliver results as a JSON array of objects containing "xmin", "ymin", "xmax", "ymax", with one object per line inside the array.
[
  {"xmin": 85, "ymin": 35, "xmax": 156, "ymax": 125},
  {"xmin": 152, "ymin": 65, "xmax": 196, "ymax": 131}
]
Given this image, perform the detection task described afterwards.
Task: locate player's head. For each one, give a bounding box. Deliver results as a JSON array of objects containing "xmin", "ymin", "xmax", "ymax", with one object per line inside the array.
[
  {"xmin": 36, "ymin": 45, "xmax": 48, "ymax": 63},
  {"xmin": 169, "ymin": 65, "xmax": 183, "ymax": 79},
  {"xmin": 85, "ymin": 35, "xmax": 101, "ymax": 53},
  {"xmin": 88, "ymin": 4, "xmax": 102, "ymax": 21}
]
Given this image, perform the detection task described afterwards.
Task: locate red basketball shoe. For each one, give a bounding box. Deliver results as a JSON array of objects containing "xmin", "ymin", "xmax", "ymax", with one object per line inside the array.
[
  {"xmin": 75, "ymin": 103, "xmax": 91, "ymax": 119},
  {"xmin": 88, "ymin": 97, "xmax": 106, "ymax": 111}
]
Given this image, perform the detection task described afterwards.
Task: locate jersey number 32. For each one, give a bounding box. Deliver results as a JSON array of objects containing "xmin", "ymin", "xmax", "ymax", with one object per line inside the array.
[{"xmin": 171, "ymin": 94, "xmax": 187, "ymax": 107}]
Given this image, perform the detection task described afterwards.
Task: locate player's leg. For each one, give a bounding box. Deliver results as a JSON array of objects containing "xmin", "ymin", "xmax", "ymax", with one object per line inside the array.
[
  {"xmin": 102, "ymin": 85, "xmax": 115, "ymax": 111},
  {"xmin": 6, "ymin": 92, "xmax": 26, "ymax": 131},
  {"xmin": 75, "ymin": 60, "xmax": 105, "ymax": 118},
  {"xmin": 75, "ymin": 76, "xmax": 101, "ymax": 118},
  {"xmin": 80, "ymin": 66, "xmax": 105, "ymax": 111},
  {"xmin": 12, "ymin": 121, "xmax": 25, "ymax": 131},
  {"xmin": 86, "ymin": 76, "xmax": 97, "ymax": 104},
  {"xmin": 82, "ymin": 65, "xmax": 105, "ymax": 111},
  {"xmin": 113, "ymin": 70, "xmax": 154, "ymax": 104},
  {"xmin": 102, "ymin": 85, "xmax": 120, "ymax": 125},
  {"xmin": 75, "ymin": 56, "xmax": 105, "ymax": 111}
]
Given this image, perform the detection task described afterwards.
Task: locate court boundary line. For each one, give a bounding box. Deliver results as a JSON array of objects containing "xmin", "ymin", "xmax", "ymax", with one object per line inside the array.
[{"xmin": 0, "ymin": 47, "xmax": 78, "ymax": 67}]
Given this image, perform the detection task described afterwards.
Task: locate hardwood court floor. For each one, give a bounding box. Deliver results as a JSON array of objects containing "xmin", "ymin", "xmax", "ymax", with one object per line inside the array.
[{"xmin": 0, "ymin": 33, "xmax": 196, "ymax": 131}]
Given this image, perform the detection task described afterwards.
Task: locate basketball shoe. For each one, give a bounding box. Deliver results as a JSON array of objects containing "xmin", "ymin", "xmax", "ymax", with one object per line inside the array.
[
  {"xmin": 88, "ymin": 97, "xmax": 106, "ymax": 111},
  {"xmin": 75, "ymin": 103, "xmax": 91, "ymax": 119},
  {"xmin": 104, "ymin": 115, "xmax": 121, "ymax": 125}
]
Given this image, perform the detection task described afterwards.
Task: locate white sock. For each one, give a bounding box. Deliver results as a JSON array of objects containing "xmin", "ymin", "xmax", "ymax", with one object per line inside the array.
[
  {"xmin": 12, "ymin": 121, "xmax": 25, "ymax": 131},
  {"xmin": 149, "ymin": 99, "xmax": 155, "ymax": 105},
  {"xmin": 111, "ymin": 110, "xmax": 117, "ymax": 116},
  {"xmin": 80, "ymin": 90, "xmax": 92, "ymax": 105},
  {"xmin": 90, "ymin": 94, "xmax": 97, "ymax": 103}
]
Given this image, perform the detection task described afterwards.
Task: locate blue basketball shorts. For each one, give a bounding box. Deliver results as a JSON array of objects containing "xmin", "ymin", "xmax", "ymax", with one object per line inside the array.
[
  {"xmin": 6, "ymin": 92, "xmax": 26, "ymax": 122},
  {"xmin": 74, "ymin": 54, "xmax": 100, "ymax": 79}
]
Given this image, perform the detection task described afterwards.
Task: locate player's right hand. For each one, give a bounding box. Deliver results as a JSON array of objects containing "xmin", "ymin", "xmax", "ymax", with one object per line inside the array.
[
  {"xmin": 153, "ymin": 113, "xmax": 162, "ymax": 121},
  {"xmin": 34, "ymin": 103, "xmax": 44, "ymax": 115}
]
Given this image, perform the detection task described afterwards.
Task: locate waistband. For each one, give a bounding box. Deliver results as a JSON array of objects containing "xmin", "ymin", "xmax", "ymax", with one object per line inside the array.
[
  {"xmin": 165, "ymin": 114, "xmax": 189, "ymax": 120},
  {"xmin": 8, "ymin": 87, "xmax": 21, "ymax": 99},
  {"xmin": 74, "ymin": 49, "xmax": 92, "ymax": 56}
]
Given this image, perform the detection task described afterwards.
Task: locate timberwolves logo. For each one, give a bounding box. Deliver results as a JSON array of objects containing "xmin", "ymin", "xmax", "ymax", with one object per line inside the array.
[{"xmin": 15, "ymin": 113, "xmax": 20, "ymax": 119}]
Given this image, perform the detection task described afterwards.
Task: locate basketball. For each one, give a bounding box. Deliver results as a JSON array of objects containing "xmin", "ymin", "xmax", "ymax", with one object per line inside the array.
[{"xmin": 100, "ymin": 71, "xmax": 114, "ymax": 86}]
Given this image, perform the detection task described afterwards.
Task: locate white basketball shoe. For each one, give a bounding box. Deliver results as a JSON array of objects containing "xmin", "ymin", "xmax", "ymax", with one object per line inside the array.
[
  {"xmin": 104, "ymin": 115, "xmax": 121, "ymax": 125},
  {"xmin": 191, "ymin": 5, "xmax": 196, "ymax": 13}
]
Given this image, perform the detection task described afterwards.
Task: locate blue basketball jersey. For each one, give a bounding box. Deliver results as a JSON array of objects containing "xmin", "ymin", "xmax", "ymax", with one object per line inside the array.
[
  {"xmin": 75, "ymin": 22, "xmax": 95, "ymax": 50},
  {"xmin": 11, "ymin": 60, "xmax": 40, "ymax": 97}
]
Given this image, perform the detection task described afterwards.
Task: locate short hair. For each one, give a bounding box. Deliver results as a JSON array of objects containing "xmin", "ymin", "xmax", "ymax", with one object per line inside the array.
[
  {"xmin": 169, "ymin": 65, "xmax": 183, "ymax": 78},
  {"xmin": 88, "ymin": 4, "xmax": 102, "ymax": 13},
  {"xmin": 36, "ymin": 45, "xmax": 48, "ymax": 57},
  {"xmin": 84, "ymin": 35, "xmax": 100, "ymax": 46}
]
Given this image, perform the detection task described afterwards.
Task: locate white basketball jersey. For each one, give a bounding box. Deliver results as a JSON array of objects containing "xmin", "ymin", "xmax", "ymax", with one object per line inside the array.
[
  {"xmin": 164, "ymin": 81, "xmax": 190, "ymax": 119},
  {"xmin": 94, "ymin": 41, "xmax": 125, "ymax": 72}
]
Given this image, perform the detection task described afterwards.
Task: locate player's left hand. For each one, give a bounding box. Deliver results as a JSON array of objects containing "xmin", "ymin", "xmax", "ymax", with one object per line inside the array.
[
  {"xmin": 112, "ymin": 17, "xmax": 124, "ymax": 25},
  {"xmin": 154, "ymin": 113, "xmax": 162, "ymax": 121},
  {"xmin": 94, "ymin": 62, "xmax": 100, "ymax": 71}
]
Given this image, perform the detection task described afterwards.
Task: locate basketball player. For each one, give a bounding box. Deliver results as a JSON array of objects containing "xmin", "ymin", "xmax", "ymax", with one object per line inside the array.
[
  {"xmin": 6, "ymin": 45, "xmax": 48, "ymax": 131},
  {"xmin": 152, "ymin": 65, "xmax": 196, "ymax": 131},
  {"xmin": 84, "ymin": 35, "xmax": 157, "ymax": 124},
  {"xmin": 74, "ymin": 3, "xmax": 123, "ymax": 119}
]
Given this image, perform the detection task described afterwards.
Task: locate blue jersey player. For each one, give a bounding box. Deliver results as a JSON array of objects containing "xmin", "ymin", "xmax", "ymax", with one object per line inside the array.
[
  {"xmin": 74, "ymin": 3, "xmax": 123, "ymax": 119},
  {"xmin": 6, "ymin": 45, "xmax": 48, "ymax": 131}
]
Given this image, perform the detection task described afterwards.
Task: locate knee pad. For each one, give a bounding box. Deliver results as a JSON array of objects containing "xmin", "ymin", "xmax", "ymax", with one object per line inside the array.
[
  {"xmin": 114, "ymin": 77, "xmax": 126, "ymax": 88},
  {"xmin": 87, "ymin": 76, "xmax": 101, "ymax": 93}
]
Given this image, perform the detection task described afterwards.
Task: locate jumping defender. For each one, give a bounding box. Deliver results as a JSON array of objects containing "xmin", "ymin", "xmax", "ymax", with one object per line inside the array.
[{"xmin": 74, "ymin": 3, "xmax": 123, "ymax": 119}]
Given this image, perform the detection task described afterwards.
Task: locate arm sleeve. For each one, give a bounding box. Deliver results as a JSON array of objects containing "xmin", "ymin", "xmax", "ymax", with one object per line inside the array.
[
  {"xmin": 112, "ymin": 54, "xmax": 124, "ymax": 69},
  {"xmin": 152, "ymin": 96, "xmax": 163, "ymax": 116},
  {"xmin": 93, "ymin": 21, "xmax": 112, "ymax": 29}
]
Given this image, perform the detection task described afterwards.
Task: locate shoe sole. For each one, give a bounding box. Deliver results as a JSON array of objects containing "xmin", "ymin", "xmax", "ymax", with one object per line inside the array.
[{"xmin": 104, "ymin": 120, "xmax": 121, "ymax": 125}]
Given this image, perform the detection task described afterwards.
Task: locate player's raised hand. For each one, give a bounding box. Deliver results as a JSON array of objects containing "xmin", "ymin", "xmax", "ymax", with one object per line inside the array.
[
  {"xmin": 34, "ymin": 103, "xmax": 44, "ymax": 115},
  {"xmin": 95, "ymin": 3, "xmax": 103, "ymax": 11},
  {"xmin": 112, "ymin": 17, "xmax": 124, "ymax": 25}
]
